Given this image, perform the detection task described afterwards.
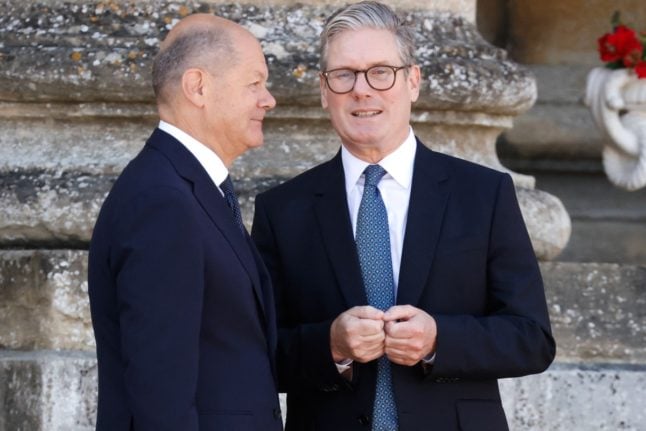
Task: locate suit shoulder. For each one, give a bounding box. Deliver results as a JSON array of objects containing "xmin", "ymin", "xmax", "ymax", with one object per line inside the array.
[
  {"xmin": 426, "ymin": 147, "xmax": 510, "ymax": 186},
  {"xmin": 99, "ymin": 145, "xmax": 194, "ymax": 220}
]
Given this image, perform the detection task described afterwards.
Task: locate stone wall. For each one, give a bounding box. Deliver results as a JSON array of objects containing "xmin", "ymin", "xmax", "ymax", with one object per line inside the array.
[
  {"xmin": 2, "ymin": 253, "xmax": 645, "ymax": 430},
  {"xmin": 0, "ymin": 0, "xmax": 642, "ymax": 429}
]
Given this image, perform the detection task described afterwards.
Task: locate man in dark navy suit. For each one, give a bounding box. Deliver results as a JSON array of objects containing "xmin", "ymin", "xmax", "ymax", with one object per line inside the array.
[
  {"xmin": 88, "ymin": 13, "xmax": 282, "ymax": 430},
  {"xmin": 252, "ymin": 2, "xmax": 555, "ymax": 430}
]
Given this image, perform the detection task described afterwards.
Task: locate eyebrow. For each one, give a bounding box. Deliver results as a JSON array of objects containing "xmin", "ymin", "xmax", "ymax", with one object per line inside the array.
[{"xmin": 252, "ymin": 70, "xmax": 268, "ymax": 80}]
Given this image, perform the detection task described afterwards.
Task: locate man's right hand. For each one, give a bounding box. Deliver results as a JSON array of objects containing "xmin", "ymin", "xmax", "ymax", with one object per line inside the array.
[{"xmin": 330, "ymin": 306, "xmax": 385, "ymax": 363}]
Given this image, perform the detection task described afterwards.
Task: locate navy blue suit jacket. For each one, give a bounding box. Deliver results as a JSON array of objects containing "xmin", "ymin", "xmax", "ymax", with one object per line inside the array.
[
  {"xmin": 252, "ymin": 140, "xmax": 555, "ymax": 431},
  {"xmin": 89, "ymin": 129, "xmax": 282, "ymax": 430}
]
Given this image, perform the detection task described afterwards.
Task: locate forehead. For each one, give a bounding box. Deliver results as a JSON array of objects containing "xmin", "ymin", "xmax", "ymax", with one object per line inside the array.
[{"xmin": 326, "ymin": 28, "xmax": 400, "ymax": 67}]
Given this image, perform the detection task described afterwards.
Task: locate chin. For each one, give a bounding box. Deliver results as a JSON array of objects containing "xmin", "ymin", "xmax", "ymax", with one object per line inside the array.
[{"xmin": 246, "ymin": 138, "xmax": 265, "ymax": 150}]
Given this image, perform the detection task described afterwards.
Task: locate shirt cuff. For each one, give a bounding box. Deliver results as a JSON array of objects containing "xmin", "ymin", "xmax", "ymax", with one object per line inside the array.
[
  {"xmin": 335, "ymin": 358, "xmax": 353, "ymax": 374},
  {"xmin": 422, "ymin": 352, "xmax": 436, "ymax": 365}
]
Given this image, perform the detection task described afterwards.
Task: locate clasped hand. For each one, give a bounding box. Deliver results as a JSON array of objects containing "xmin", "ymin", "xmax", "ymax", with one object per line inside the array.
[{"xmin": 330, "ymin": 305, "xmax": 437, "ymax": 367}]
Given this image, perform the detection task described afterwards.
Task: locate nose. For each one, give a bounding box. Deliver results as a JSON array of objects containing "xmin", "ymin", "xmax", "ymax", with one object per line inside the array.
[
  {"xmin": 351, "ymin": 71, "xmax": 372, "ymax": 96},
  {"xmin": 261, "ymin": 86, "xmax": 276, "ymax": 111}
]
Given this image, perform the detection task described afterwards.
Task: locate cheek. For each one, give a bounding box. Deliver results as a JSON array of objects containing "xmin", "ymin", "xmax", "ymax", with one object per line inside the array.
[{"xmin": 325, "ymin": 97, "xmax": 347, "ymax": 119}]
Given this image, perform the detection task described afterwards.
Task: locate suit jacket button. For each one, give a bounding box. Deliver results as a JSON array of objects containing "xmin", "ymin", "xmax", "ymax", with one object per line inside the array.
[
  {"xmin": 273, "ymin": 408, "xmax": 282, "ymax": 420},
  {"xmin": 357, "ymin": 414, "xmax": 370, "ymax": 426}
]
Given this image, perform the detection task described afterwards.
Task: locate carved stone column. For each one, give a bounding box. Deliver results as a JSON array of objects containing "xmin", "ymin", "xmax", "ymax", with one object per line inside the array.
[{"xmin": 0, "ymin": 0, "xmax": 570, "ymax": 259}]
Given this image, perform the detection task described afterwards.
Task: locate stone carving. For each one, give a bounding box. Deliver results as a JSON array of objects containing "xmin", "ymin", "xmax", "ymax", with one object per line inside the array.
[{"xmin": 585, "ymin": 67, "xmax": 646, "ymax": 191}]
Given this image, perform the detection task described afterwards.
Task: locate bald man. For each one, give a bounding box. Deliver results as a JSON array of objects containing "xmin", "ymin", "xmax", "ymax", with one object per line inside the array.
[{"xmin": 88, "ymin": 14, "xmax": 282, "ymax": 430}]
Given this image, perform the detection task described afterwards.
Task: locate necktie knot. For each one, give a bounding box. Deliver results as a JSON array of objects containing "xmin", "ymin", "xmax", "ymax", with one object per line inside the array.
[
  {"xmin": 220, "ymin": 175, "xmax": 236, "ymax": 196},
  {"xmin": 364, "ymin": 164, "xmax": 387, "ymax": 187}
]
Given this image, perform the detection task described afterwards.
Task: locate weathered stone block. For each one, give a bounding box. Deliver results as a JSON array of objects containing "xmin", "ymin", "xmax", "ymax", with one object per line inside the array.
[
  {"xmin": 503, "ymin": 104, "xmax": 603, "ymax": 160},
  {"xmin": 0, "ymin": 171, "xmax": 112, "ymax": 247},
  {"xmin": 541, "ymin": 262, "xmax": 646, "ymax": 363},
  {"xmin": 3, "ymin": 352, "xmax": 644, "ymax": 431},
  {"xmin": 559, "ymin": 220, "xmax": 646, "ymax": 265},
  {"xmin": 0, "ymin": 350, "xmax": 96, "ymax": 431},
  {"xmin": 500, "ymin": 363, "xmax": 646, "ymax": 431},
  {"xmin": 1, "ymin": 251, "xmax": 645, "ymax": 429},
  {"xmin": 0, "ymin": 1, "xmax": 535, "ymax": 115},
  {"xmin": 500, "ymin": 64, "xmax": 605, "ymax": 160},
  {"xmin": 0, "ymin": 250, "xmax": 93, "ymax": 351},
  {"xmin": 2, "ymin": 253, "xmax": 645, "ymax": 364},
  {"xmin": 1, "ymin": 111, "xmax": 561, "ymax": 255}
]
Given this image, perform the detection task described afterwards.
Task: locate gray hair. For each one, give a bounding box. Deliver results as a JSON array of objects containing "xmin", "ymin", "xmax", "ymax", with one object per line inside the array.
[
  {"xmin": 320, "ymin": 1, "xmax": 416, "ymax": 71},
  {"xmin": 152, "ymin": 28, "xmax": 234, "ymax": 103}
]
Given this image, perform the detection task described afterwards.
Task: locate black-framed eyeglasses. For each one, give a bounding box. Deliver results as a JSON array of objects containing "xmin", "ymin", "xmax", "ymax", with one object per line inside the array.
[{"xmin": 321, "ymin": 65, "xmax": 411, "ymax": 94}]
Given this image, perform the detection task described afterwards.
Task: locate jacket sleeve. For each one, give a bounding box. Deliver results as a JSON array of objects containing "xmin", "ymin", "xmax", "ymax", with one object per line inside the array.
[
  {"xmin": 430, "ymin": 174, "xmax": 556, "ymax": 380},
  {"xmin": 110, "ymin": 186, "xmax": 203, "ymax": 430}
]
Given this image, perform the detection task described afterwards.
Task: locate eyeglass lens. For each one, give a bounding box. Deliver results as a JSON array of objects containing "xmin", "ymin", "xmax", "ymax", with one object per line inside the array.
[{"xmin": 325, "ymin": 66, "xmax": 404, "ymax": 93}]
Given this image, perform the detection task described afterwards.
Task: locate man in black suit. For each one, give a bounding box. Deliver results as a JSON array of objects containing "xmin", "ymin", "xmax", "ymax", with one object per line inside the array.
[
  {"xmin": 88, "ymin": 14, "xmax": 282, "ymax": 430},
  {"xmin": 252, "ymin": 2, "xmax": 555, "ymax": 430}
]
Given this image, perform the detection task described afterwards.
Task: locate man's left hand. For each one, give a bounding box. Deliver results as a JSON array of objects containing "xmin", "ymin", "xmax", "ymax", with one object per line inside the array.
[{"xmin": 383, "ymin": 305, "xmax": 437, "ymax": 366}]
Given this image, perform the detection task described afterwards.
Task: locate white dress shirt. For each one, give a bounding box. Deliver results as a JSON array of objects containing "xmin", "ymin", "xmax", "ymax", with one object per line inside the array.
[
  {"xmin": 158, "ymin": 120, "xmax": 228, "ymax": 195},
  {"xmin": 342, "ymin": 127, "xmax": 417, "ymax": 298}
]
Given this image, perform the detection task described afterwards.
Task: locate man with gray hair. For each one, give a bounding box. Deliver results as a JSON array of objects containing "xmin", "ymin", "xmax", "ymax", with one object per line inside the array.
[
  {"xmin": 89, "ymin": 13, "xmax": 282, "ymax": 430},
  {"xmin": 252, "ymin": 2, "xmax": 555, "ymax": 430}
]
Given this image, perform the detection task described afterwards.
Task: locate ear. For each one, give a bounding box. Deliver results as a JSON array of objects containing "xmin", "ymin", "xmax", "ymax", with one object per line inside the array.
[
  {"xmin": 320, "ymin": 74, "xmax": 329, "ymax": 110},
  {"xmin": 181, "ymin": 68, "xmax": 207, "ymax": 108},
  {"xmin": 407, "ymin": 65, "xmax": 421, "ymax": 103}
]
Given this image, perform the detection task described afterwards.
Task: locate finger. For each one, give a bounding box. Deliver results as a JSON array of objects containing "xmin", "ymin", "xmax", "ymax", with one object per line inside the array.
[
  {"xmin": 383, "ymin": 304, "xmax": 418, "ymax": 322},
  {"xmin": 384, "ymin": 335, "xmax": 409, "ymax": 350},
  {"xmin": 335, "ymin": 310, "xmax": 383, "ymax": 336},
  {"xmin": 385, "ymin": 337, "xmax": 426, "ymax": 357},
  {"xmin": 349, "ymin": 305, "xmax": 385, "ymax": 321},
  {"xmin": 385, "ymin": 345, "xmax": 422, "ymax": 362},
  {"xmin": 384, "ymin": 320, "xmax": 418, "ymax": 339},
  {"xmin": 356, "ymin": 345, "xmax": 386, "ymax": 363},
  {"xmin": 360, "ymin": 329, "xmax": 386, "ymax": 343},
  {"xmin": 387, "ymin": 354, "xmax": 419, "ymax": 367},
  {"xmin": 384, "ymin": 320, "xmax": 404, "ymax": 337},
  {"xmin": 357, "ymin": 317, "xmax": 385, "ymax": 335},
  {"xmin": 345, "ymin": 328, "xmax": 384, "ymax": 352},
  {"xmin": 383, "ymin": 349, "xmax": 409, "ymax": 364}
]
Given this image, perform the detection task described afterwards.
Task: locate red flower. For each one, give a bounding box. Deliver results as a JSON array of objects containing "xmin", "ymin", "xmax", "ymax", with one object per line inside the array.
[
  {"xmin": 598, "ymin": 25, "xmax": 643, "ymax": 65},
  {"xmin": 635, "ymin": 61, "xmax": 646, "ymax": 79}
]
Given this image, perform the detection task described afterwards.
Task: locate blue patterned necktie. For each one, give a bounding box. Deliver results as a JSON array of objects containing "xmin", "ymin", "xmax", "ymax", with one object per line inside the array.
[
  {"xmin": 220, "ymin": 176, "xmax": 246, "ymax": 234},
  {"xmin": 356, "ymin": 164, "xmax": 398, "ymax": 431}
]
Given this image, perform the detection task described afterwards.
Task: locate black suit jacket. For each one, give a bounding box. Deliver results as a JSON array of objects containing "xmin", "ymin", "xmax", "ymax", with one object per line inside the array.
[
  {"xmin": 88, "ymin": 129, "xmax": 282, "ymax": 430},
  {"xmin": 252, "ymin": 140, "xmax": 555, "ymax": 431}
]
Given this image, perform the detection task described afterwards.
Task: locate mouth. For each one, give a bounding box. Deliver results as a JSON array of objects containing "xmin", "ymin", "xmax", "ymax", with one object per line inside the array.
[{"xmin": 351, "ymin": 110, "xmax": 382, "ymax": 118}]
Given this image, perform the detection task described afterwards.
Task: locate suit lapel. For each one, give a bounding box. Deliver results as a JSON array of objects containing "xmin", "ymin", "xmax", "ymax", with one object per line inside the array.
[
  {"xmin": 397, "ymin": 141, "xmax": 451, "ymax": 306},
  {"xmin": 313, "ymin": 153, "xmax": 368, "ymax": 308},
  {"xmin": 146, "ymin": 129, "xmax": 267, "ymax": 318}
]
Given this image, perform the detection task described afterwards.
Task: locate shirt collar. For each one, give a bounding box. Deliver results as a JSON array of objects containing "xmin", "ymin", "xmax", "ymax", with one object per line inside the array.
[
  {"xmin": 158, "ymin": 120, "xmax": 229, "ymax": 188},
  {"xmin": 342, "ymin": 127, "xmax": 417, "ymax": 193}
]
